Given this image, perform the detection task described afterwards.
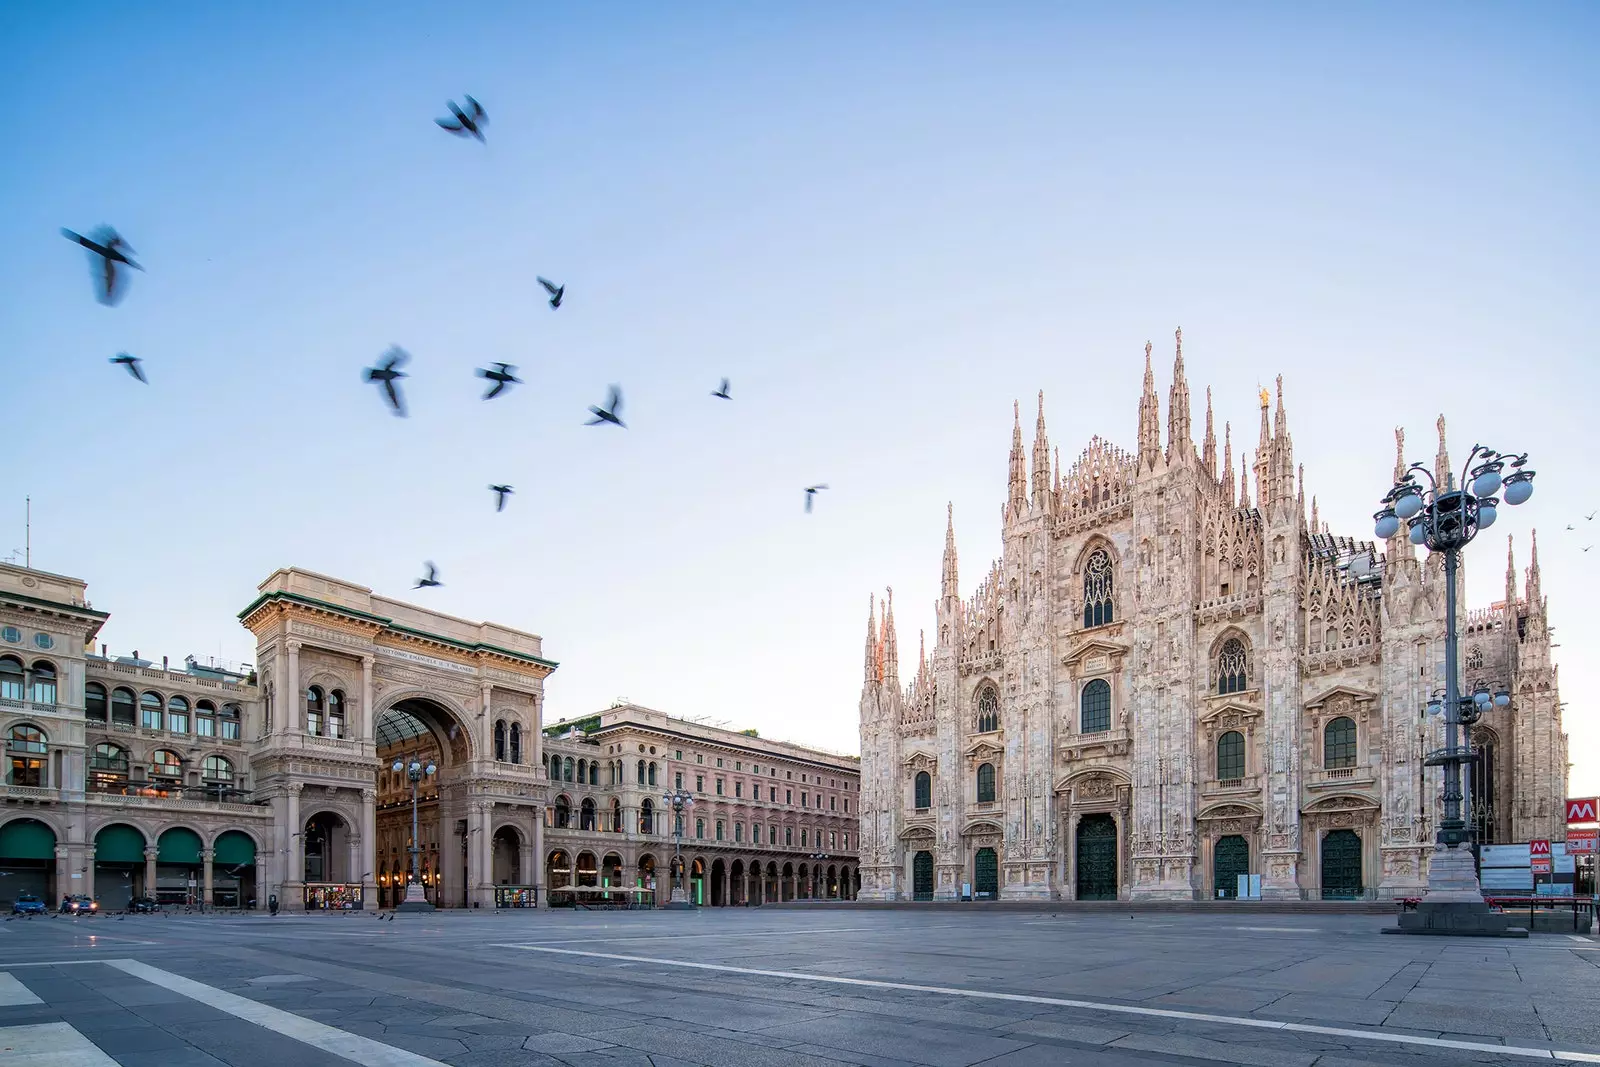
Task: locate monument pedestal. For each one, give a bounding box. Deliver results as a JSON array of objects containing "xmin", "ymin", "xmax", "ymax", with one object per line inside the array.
[
  {"xmin": 1384, "ymin": 845, "xmax": 1526, "ymax": 938},
  {"xmin": 663, "ymin": 886, "xmax": 694, "ymax": 910},
  {"xmin": 395, "ymin": 882, "xmax": 436, "ymax": 914}
]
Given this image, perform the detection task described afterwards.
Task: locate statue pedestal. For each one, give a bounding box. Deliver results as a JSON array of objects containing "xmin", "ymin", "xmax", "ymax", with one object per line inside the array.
[
  {"xmin": 1384, "ymin": 846, "xmax": 1526, "ymax": 938},
  {"xmin": 664, "ymin": 886, "xmax": 694, "ymax": 910},
  {"xmin": 395, "ymin": 882, "xmax": 436, "ymax": 914}
]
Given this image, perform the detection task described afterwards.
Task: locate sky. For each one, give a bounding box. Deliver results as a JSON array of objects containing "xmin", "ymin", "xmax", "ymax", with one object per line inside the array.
[{"xmin": 2, "ymin": 3, "xmax": 1595, "ymax": 790}]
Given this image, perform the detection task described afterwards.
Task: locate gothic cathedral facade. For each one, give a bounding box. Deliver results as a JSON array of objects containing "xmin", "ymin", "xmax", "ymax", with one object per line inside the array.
[{"xmin": 857, "ymin": 331, "xmax": 1569, "ymax": 902}]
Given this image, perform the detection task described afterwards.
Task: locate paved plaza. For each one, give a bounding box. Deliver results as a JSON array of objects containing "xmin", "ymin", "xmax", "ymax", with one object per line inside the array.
[{"xmin": 2, "ymin": 907, "xmax": 1598, "ymax": 1066}]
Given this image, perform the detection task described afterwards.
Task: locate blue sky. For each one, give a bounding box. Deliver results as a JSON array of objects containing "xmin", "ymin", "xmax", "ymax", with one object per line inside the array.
[{"xmin": 2, "ymin": 3, "xmax": 1595, "ymax": 790}]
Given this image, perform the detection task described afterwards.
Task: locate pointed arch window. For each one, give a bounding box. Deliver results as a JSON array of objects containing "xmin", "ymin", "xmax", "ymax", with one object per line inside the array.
[
  {"xmin": 976, "ymin": 762, "xmax": 996, "ymax": 803},
  {"xmin": 494, "ymin": 720, "xmax": 507, "ymax": 762},
  {"xmin": 1216, "ymin": 730, "xmax": 1245, "ymax": 781},
  {"xmin": 509, "ymin": 722, "xmax": 522, "ymax": 764},
  {"xmin": 1080, "ymin": 678, "xmax": 1111, "ymax": 733},
  {"xmin": 913, "ymin": 770, "xmax": 931, "ymax": 810},
  {"xmin": 975, "ymin": 685, "xmax": 999, "ymax": 733},
  {"xmin": 637, "ymin": 759, "xmax": 646, "ymax": 785},
  {"xmin": 1323, "ymin": 716, "xmax": 1357, "ymax": 769},
  {"xmin": 1083, "ymin": 549, "xmax": 1115, "ymax": 628},
  {"xmin": 1217, "ymin": 638, "xmax": 1248, "ymax": 695}
]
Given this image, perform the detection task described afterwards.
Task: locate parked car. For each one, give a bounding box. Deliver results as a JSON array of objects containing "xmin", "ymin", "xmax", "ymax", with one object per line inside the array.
[
  {"xmin": 126, "ymin": 896, "xmax": 160, "ymax": 913},
  {"xmin": 60, "ymin": 895, "xmax": 98, "ymax": 915},
  {"xmin": 11, "ymin": 893, "xmax": 47, "ymax": 915}
]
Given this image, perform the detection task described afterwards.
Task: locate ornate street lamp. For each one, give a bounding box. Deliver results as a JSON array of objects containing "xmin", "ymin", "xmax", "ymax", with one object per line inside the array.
[
  {"xmin": 660, "ymin": 787, "xmax": 695, "ymax": 909},
  {"xmin": 393, "ymin": 757, "xmax": 437, "ymax": 913},
  {"xmin": 1368, "ymin": 443, "xmax": 1534, "ymax": 937}
]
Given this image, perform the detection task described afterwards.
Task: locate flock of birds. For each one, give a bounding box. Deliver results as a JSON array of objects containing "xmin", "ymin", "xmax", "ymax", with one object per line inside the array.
[
  {"xmin": 1566, "ymin": 510, "xmax": 1598, "ymax": 553},
  {"xmin": 61, "ymin": 94, "xmax": 833, "ymax": 595}
]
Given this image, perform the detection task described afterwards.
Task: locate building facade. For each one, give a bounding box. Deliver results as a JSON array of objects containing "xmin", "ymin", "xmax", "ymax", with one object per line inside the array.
[
  {"xmin": 541, "ymin": 704, "xmax": 860, "ymax": 906},
  {"xmin": 3, "ymin": 562, "xmax": 857, "ymax": 911},
  {"xmin": 857, "ymin": 332, "xmax": 1569, "ymax": 902}
]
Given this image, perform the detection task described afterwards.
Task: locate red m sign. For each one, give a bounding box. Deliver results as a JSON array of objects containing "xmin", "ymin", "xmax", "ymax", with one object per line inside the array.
[
  {"xmin": 1530, "ymin": 838, "xmax": 1551, "ymax": 856},
  {"xmin": 1567, "ymin": 797, "xmax": 1599, "ymax": 824}
]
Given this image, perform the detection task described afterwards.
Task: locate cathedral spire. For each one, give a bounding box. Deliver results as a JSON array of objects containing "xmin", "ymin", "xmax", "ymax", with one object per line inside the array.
[
  {"xmin": 1526, "ymin": 529, "xmax": 1542, "ymax": 605},
  {"xmin": 1202, "ymin": 385, "xmax": 1217, "ymax": 478},
  {"xmin": 1222, "ymin": 421, "xmax": 1234, "ymax": 502},
  {"xmin": 864, "ymin": 593, "xmax": 879, "ymax": 683},
  {"xmin": 1138, "ymin": 340, "xmax": 1162, "ymax": 470},
  {"xmin": 1007, "ymin": 400, "xmax": 1027, "ymax": 518},
  {"xmin": 1166, "ymin": 327, "xmax": 1191, "ymax": 463},
  {"xmin": 1254, "ymin": 384, "xmax": 1270, "ymax": 507},
  {"xmin": 1506, "ymin": 534, "xmax": 1518, "ymax": 607},
  {"xmin": 1385, "ymin": 427, "xmax": 1415, "ymax": 561},
  {"xmin": 1435, "ymin": 414, "xmax": 1451, "ymax": 488},
  {"xmin": 1053, "ymin": 446, "xmax": 1062, "ymax": 497},
  {"xmin": 1032, "ymin": 390, "xmax": 1052, "ymax": 511},
  {"xmin": 941, "ymin": 502, "xmax": 959, "ymax": 602},
  {"xmin": 1239, "ymin": 452, "xmax": 1251, "ymax": 509},
  {"xmin": 1394, "ymin": 424, "xmax": 1407, "ymax": 482},
  {"xmin": 882, "ymin": 587, "xmax": 899, "ymax": 688}
]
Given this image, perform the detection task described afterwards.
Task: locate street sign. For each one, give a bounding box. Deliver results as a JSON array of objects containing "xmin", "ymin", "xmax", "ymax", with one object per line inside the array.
[
  {"xmin": 1566, "ymin": 798, "xmax": 1599, "ymax": 824},
  {"xmin": 1530, "ymin": 838, "xmax": 1552, "ymax": 875},
  {"xmin": 1568, "ymin": 828, "xmax": 1598, "ymax": 854}
]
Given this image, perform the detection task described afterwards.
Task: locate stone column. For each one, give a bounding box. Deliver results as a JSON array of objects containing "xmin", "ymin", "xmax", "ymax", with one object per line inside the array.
[
  {"xmin": 143, "ymin": 846, "xmax": 158, "ymax": 900},
  {"xmin": 254, "ymin": 854, "xmax": 268, "ymax": 910},
  {"xmin": 532, "ymin": 809, "xmax": 546, "ymax": 908},
  {"xmin": 481, "ymin": 684, "xmax": 494, "ymax": 761},
  {"xmin": 285, "ymin": 641, "xmax": 301, "ymax": 738},
  {"xmin": 81, "ymin": 847, "xmax": 95, "ymax": 902},
  {"xmin": 201, "ymin": 847, "xmax": 214, "ymax": 909},
  {"xmin": 285, "ymin": 784, "xmax": 302, "ymax": 909},
  {"xmin": 531, "ymin": 695, "xmax": 544, "ymax": 776},
  {"xmin": 472, "ymin": 801, "xmax": 492, "ymax": 907},
  {"xmin": 361, "ymin": 788, "xmax": 377, "ymax": 909},
  {"xmin": 360, "ymin": 656, "xmax": 374, "ymax": 742}
]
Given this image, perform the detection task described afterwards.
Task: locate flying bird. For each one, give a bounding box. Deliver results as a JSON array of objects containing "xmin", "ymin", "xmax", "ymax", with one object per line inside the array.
[
  {"xmin": 109, "ymin": 353, "xmax": 146, "ymax": 383},
  {"xmin": 436, "ymin": 95, "xmax": 487, "ymax": 141},
  {"xmin": 1584, "ymin": 546, "xmax": 1594, "ymax": 554},
  {"xmin": 804, "ymin": 484, "xmax": 829, "ymax": 513},
  {"xmin": 587, "ymin": 385, "xmax": 625, "ymax": 427},
  {"xmin": 415, "ymin": 562, "xmax": 441, "ymax": 589},
  {"xmin": 62, "ymin": 226, "xmax": 143, "ymax": 306},
  {"xmin": 364, "ymin": 346, "xmax": 410, "ymax": 416},
  {"xmin": 537, "ymin": 277, "xmax": 564, "ymax": 309},
  {"xmin": 1588, "ymin": 511, "xmax": 1597, "ymax": 521},
  {"xmin": 477, "ymin": 362, "xmax": 522, "ymax": 400},
  {"xmin": 490, "ymin": 484, "xmax": 513, "ymax": 511},
  {"xmin": 712, "ymin": 378, "xmax": 731, "ymax": 400}
]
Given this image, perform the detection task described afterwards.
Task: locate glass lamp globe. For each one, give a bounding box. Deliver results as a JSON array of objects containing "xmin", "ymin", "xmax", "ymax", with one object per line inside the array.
[
  {"xmin": 1472, "ymin": 469, "xmax": 1502, "ymax": 497},
  {"xmin": 1408, "ymin": 522, "xmax": 1429, "ymax": 545},
  {"xmin": 1473, "ymin": 688, "xmax": 1492, "ymax": 706},
  {"xmin": 1374, "ymin": 511, "xmax": 1400, "ymax": 539},
  {"xmin": 426, "ymin": 763, "xmax": 437, "ymax": 775},
  {"xmin": 1394, "ymin": 490, "xmax": 1424, "ymax": 520},
  {"xmin": 1503, "ymin": 476, "xmax": 1533, "ymax": 505},
  {"xmin": 1494, "ymin": 690, "xmax": 1511, "ymax": 707},
  {"xmin": 392, "ymin": 760, "xmax": 404, "ymax": 772},
  {"xmin": 1477, "ymin": 502, "xmax": 1497, "ymax": 528},
  {"xmin": 1427, "ymin": 698, "xmax": 1444, "ymax": 716}
]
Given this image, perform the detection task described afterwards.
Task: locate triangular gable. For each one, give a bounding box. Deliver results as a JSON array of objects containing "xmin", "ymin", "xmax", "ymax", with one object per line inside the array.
[{"xmin": 1304, "ymin": 683, "xmax": 1378, "ymax": 709}]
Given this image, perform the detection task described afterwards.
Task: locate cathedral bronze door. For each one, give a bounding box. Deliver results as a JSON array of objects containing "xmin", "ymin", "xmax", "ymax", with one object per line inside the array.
[
  {"xmin": 1075, "ymin": 814, "xmax": 1118, "ymax": 900},
  {"xmin": 912, "ymin": 851, "xmax": 934, "ymax": 901},
  {"xmin": 1320, "ymin": 829, "xmax": 1363, "ymax": 899},
  {"xmin": 974, "ymin": 848, "xmax": 999, "ymax": 899},
  {"xmin": 1213, "ymin": 834, "xmax": 1249, "ymax": 899}
]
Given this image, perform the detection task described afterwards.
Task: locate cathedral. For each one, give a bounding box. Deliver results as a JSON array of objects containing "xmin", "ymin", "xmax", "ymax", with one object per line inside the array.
[{"xmin": 856, "ymin": 331, "xmax": 1569, "ymax": 902}]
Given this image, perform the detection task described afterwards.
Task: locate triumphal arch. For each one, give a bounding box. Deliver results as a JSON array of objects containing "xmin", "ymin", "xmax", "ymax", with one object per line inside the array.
[{"xmin": 239, "ymin": 568, "xmax": 555, "ymax": 910}]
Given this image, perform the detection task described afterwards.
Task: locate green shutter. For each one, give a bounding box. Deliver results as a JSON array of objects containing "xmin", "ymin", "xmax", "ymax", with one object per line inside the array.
[
  {"xmin": 212, "ymin": 831, "xmax": 256, "ymax": 866},
  {"xmin": 94, "ymin": 824, "xmax": 147, "ymax": 864},
  {"xmin": 0, "ymin": 818, "xmax": 56, "ymax": 861},
  {"xmin": 157, "ymin": 827, "xmax": 202, "ymax": 865}
]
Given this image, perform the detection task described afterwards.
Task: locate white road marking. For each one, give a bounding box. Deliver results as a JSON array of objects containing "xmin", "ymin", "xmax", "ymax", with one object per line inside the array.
[
  {"xmin": 107, "ymin": 959, "xmax": 449, "ymax": 1067},
  {"xmin": 1232, "ymin": 926, "xmax": 1319, "ymax": 933},
  {"xmin": 1568, "ymin": 935, "xmax": 1592, "ymax": 943},
  {"xmin": 503, "ymin": 944, "xmax": 1600, "ymax": 1063},
  {"xmin": 0, "ymin": 960, "xmax": 109, "ymax": 968},
  {"xmin": 0, "ymin": 1022, "xmax": 120, "ymax": 1066},
  {"xmin": 0, "ymin": 973, "xmax": 42, "ymax": 1005}
]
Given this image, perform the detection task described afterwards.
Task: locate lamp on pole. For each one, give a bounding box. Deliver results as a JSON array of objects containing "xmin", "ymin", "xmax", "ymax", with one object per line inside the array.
[
  {"xmin": 393, "ymin": 757, "xmax": 437, "ymax": 913},
  {"xmin": 660, "ymin": 787, "xmax": 695, "ymax": 909},
  {"xmin": 1369, "ymin": 442, "xmax": 1534, "ymax": 938}
]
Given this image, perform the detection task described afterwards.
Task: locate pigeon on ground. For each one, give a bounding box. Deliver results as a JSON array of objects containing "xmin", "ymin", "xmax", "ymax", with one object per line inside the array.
[
  {"xmin": 62, "ymin": 226, "xmax": 143, "ymax": 306},
  {"xmin": 415, "ymin": 562, "xmax": 441, "ymax": 589},
  {"xmin": 436, "ymin": 95, "xmax": 487, "ymax": 141},
  {"xmin": 364, "ymin": 346, "xmax": 410, "ymax": 416},
  {"xmin": 804, "ymin": 484, "xmax": 829, "ymax": 513},
  {"xmin": 537, "ymin": 277, "xmax": 564, "ymax": 309},
  {"xmin": 712, "ymin": 378, "xmax": 731, "ymax": 399},
  {"xmin": 490, "ymin": 485, "xmax": 513, "ymax": 511},
  {"xmin": 477, "ymin": 363, "xmax": 522, "ymax": 399},
  {"xmin": 586, "ymin": 385, "xmax": 625, "ymax": 427},
  {"xmin": 110, "ymin": 353, "xmax": 147, "ymax": 383}
]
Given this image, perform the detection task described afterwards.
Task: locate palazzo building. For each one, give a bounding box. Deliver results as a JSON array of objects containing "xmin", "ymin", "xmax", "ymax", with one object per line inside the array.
[
  {"xmin": 541, "ymin": 704, "xmax": 860, "ymax": 907},
  {"xmin": 857, "ymin": 332, "xmax": 1569, "ymax": 903},
  {"xmin": 2, "ymin": 562, "xmax": 857, "ymax": 911}
]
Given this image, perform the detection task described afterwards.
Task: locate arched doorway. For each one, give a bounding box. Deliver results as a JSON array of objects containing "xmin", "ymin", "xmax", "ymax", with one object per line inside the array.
[
  {"xmin": 303, "ymin": 813, "xmax": 357, "ymax": 909},
  {"xmin": 157, "ymin": 827, "xmax": 204, "ymax": 906},
  {"xmin": 0, "ymin": 817, "xmax": 57, "ymax": 904},
  {"xmin": 212, "ymin": 830, "xmax": 258, "ymax": 909},
  {"xmin": 826, "ymin": 864, "xmax": 838, "ymax": 899},
  {"xmin": 730, "ymin": 859, "xmax": 745, "ymax": 905},
  {"xmin": 765, "ymin": 861, "xmax": 779, "ymax": 903},
  {"xmin": 710, "ymin": 858, "xmax": 726, "ymax": 906},
  {"xmin": 1076, "ymin": 814, "xmax": 1118, "ymax": 900},
  {"xmin": 912, "ymin": 850, "xmax": 934, "ymax": 901},
  {"xmin": 492, "ymin": 827, "xmax": 521, "ymax": 884},
  {"xmin": 780, "ymin": 861, "xmax": 793, "ymax": 902},
  {"xmin": 690, "ymin": 857, "xmax": 706, "ymax": 905},
  {"xmin": 637, "ymin": 853, "xmax": 656, "ymax": 901},
  {"xmin": 375, "ymin": 697, "xmax": 468, "ymax": 909},
  {"xmin": 797, "ymin": 863, "xmax": 810, "ymax": 900},
  {"xmin": 973, "ymin": 847, "xmax": 999, "ymax": 900},
  {"xmin": 601, "ymin": 852, "xmax": 623, "ymax": 894},
  {"xmin": 93, "ymin": 823, "xmax": 147, "ymax": 909},
  {"xmin": 1213, "ymin": 834, "xmax": 1249, "ymax": 899},
  {"xmin": 1320, "ymin": 829, "xmax": 1363, "ymax": 899}
]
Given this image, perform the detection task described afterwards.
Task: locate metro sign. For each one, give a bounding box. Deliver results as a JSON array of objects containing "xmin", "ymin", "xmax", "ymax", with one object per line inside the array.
[
  {"xmin": 1530, "ymin": 838, "xmax": 1552, "ymax": 875},
  {"xmin": 1566, "ymin": 797, "xmax": 1599, "ymax": 824}
]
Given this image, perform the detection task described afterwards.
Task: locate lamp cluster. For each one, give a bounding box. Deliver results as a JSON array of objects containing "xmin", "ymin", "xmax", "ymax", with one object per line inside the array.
[
  {"xmin": 393, "ymin": 758, "xmax": 438, "ymax": 780},
  {"xmin": 1372, "ymin": 446, "xmax": 1535, "ymax": 552},
  {"xmin": 1428, "ymin": 683, "xmax": 1511, "ymax": 726}
]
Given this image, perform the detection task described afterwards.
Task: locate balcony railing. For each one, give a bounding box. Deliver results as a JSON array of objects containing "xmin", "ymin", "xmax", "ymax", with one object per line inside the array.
[{"xmin": 0, "ymin": 782, "xmax": 58, "ymax": 802}]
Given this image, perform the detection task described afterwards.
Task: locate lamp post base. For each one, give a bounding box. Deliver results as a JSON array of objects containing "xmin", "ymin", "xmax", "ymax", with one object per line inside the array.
[
  {"xmin": 395, "ymin": 882, "xmax": 436, "ymax": 914},
  {"xmin": 663, "ymin": 887, "xmax": 694, "ymax": 910},
  {"xmin": 1384, "ymin": 845, "xmax": 1526, "ymax": 938}
]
